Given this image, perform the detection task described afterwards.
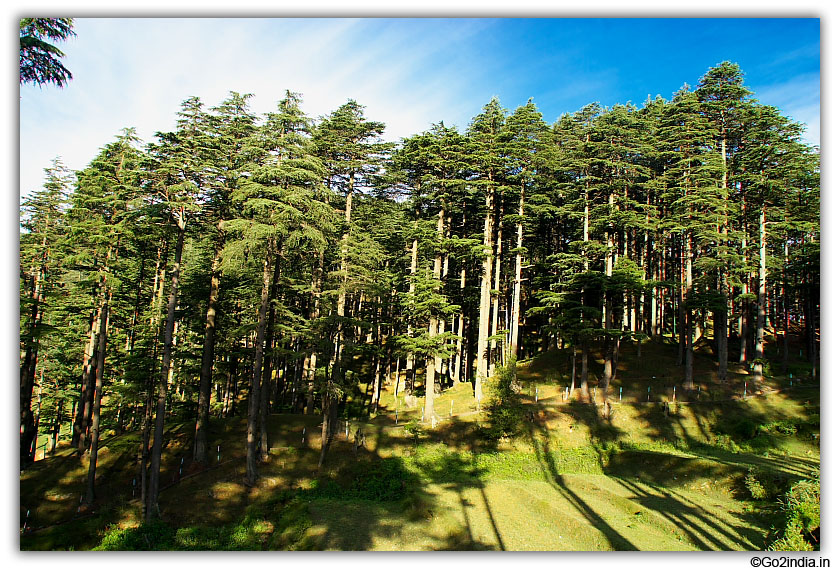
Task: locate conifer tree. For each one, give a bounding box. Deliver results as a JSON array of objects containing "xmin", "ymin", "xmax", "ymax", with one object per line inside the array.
[
  {"xmin": 466, "ymin": 97, "xmax": 506, "ymax": 403},
  {"xmin": 20, "ymin": 159, "xmax": 72, "ymax": 465}
]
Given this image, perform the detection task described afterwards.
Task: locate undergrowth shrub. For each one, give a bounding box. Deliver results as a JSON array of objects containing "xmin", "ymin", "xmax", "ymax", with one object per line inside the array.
[
  {"xmin": 95, "ymin": 519, "xmax": 176, "ymax": 550},
  {"xmin": 769, "ymin": 478, "xmax": 820, "ymax": 551},
  {"xmin": 744, "ymin": 468, "xmax": 767, "ymax": 500},
  {"xmin": 742, "ymin": 467, "xmax": 795, "ymax": 502},
  {"xmin": 311, "ymin": 457, "xmax": 416, "ymax": 502},
  {"xmin": 96, "ymin": 493, "xmax": 313, "ymax": 551},
  {"xmin": 483, "ymin": 359, "xmax": 526, "ymax": 442}
]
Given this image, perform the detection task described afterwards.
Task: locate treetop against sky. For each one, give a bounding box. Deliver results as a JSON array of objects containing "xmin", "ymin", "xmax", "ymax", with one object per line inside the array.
[{"xmin": 19, "ymin": 17, "xmax": 819, "ymax": 199}]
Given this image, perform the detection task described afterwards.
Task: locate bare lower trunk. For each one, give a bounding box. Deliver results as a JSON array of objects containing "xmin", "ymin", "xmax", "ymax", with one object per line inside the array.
[
  {"xmin": 259, "ymin": 254, "xmax": 282, "ymax": 463},
  {"xmin": 476, "ymin": 188, "xmax": 494, "ymax": 404},
  {"xmin": 753, "ymin": 206, "xmax": 767, "ymax": 387},
  {"xmin": 684, "ymin": 232, "xmax": 694, "ymax": 389},
  {"xmin": 194, "ymin": 244, "xmax": 222, "ymax": 463},
  {"xmin": 305, "ymin": 250, "xmax": 324, "ymax": 415},
  {"xmin": 73, "ymin": 306, "xmax": 101, "ymax": 452},
  {"xmin": 246, "ymin": 246, "xmax": 273, "ymax": 485},
  {"xmin": 146, "ymin": 219, "xmax": 185, "ymax": 521},
  {"xmin": 510, "ymin": 181, "xmax": 525, "ymax": 360},
  {"xmin": 489, "ymin": 200, "xmax": 503, "ymax": 377},
  {"xmin": 85, "ymin": 295, "xmax": 110, "ymax": 504}
]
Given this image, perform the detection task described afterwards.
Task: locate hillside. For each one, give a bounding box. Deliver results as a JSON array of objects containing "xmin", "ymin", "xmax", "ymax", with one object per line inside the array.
[{"xmin": 20, "ymin": 340, "xmax": 820, "ymax": 551}]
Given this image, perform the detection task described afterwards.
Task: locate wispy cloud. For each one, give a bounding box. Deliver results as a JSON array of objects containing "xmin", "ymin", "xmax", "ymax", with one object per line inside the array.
[
  {"xmin": 751, "ymin": 71, "xmax": 821, "ymax": 147},
  {"xmin": 19, "ymin": 18, "xmax": 821, "ymax": 199},
  {"xmin": 19, "ymin": 18, "xmax": 497, "ymax": 196}
]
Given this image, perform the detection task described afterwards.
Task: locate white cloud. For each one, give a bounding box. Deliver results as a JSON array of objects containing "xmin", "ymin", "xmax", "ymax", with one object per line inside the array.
[
  {"xmin": 19, "ymin": 18, "xmax": 496, "ymax": 198},
  {"xmin": 751, "ymin": 71, "xmax": 821, "ymax": 148}
]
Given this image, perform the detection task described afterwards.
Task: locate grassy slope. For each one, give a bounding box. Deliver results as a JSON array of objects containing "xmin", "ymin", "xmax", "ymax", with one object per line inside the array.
[{"xmin": 20, "ymin": 339, "xmax": 819, "ymax": 551}]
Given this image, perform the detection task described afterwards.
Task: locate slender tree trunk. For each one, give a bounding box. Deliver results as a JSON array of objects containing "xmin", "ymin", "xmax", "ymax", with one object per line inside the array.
[
  {"xmin": 740, "ymin": 198, "xmax": 750, "ymax": 364},
  {"xmin": 370, "ymin": 320, "xmax": 383, "ymax": 415},
  {"xmin": 753, "ymin": 205, "xmax": 767, "ymax": 386},
  {"xmin": 405, "ymin": 217, "xmax": 418, "ymax": 393},
  {"xmin": 684, "ymin": 232, "xmax": 694, "ymax": 389},
  {"xmin": 246, "ymin": 243, "xmax": 274, "ymax": 485},
  {"xmin": 146, "ymin": 217, "xmax": 186, "ymax": 521},
  {"xmin": 510, "ymin": 181, "xmax": 525, "ymax": 360},
  {"xmin": 424, "ymin": 206, "xmax": 445, "ymax": 424},
  {"xmin": 580, "ymin": 339, "xmax": 589, "ymax": 401},
  {"xmin": 782, "ymin": 239, "xmax": 790, "ymax": 373},
  {"xmin": 20, "ymin": 255, "xmax": 47, "ymax": 465},
  {"xmin": 73, "ymin": 304, "xmax": 101, "ymax": 452},
  {"xmin": 454, "ymin": 207, "xmax": 468, "ymax": 382},
  {"xmin": 259, "ymin": 253, "xmax": 282, "ymax": 463},
  {"xmin": 305, "ymin": 249, "xmax": 324, "ymax": 415},
  {"xmin": 489, "ymin": 199, "xmax": 504, "ymax": 377},
  {"xmin": 476, "ymin": 186, "xmax": 494, "ymax": 404},
  {"xmin": 85, "ymin": 292, "xmax": 111, "ymax": 504},
  {"xmin": 194, "ymin": 239, "xmax": 222, "ymax": 463},
  {"xmin": 139, "ymin": 379, "xmax": 153, "ymax": 519}
]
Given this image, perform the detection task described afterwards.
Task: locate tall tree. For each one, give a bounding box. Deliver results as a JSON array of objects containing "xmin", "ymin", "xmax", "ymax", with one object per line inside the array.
[
  {"xmin": 466, "ymin": 97, "xmax": 506, "ymax": 404},
  {"xmin": 696, "ymin": 61, "xmax": 751, "ymax": 383},
  {"xmin": 193, "ymin": 92, "xmax": 257, "ymax": 463},
  {"xmin": 20, "ymin": 159, "xmax": 72, "ymax": 465},
  {"xmin": 313, "ymin": 100, "xmax": 388, "ymax": 466}
]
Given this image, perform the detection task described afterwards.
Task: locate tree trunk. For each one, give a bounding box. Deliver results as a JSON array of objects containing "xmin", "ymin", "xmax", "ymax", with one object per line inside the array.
[
  {"xmin": 405, "ymin": 225, "xmax": 418, "ymax": 393},
  {"xmin": 304, "ymin": 249, "xmax": 324, "ymax": 415},
  {"xmin": 580, "ymin": 339, "xmax": 589, "ymax": 401},
  {"xmin": 476, "ymin": 186, "xmax": 494, "ymax": 404},
  {"xmin": 20, "ymin": 258, "xmax": 46, "ymax": 465},
  {"xmin": 489, "ymin": 199, "xmax": 503, "ymax": 377},
  {"xmin": 684, "ymin": 232, "xmax": 694, "ymax": 389},
  {"xmin": 424, "ymin": 206, "xmax": 445, "ymax": 424},
  {"xmin": 85, "ymin": 293, "xmax": 111, "ymax": 505},
  {"xmin": 72, "ymin": 305, "xmax": 101, "ymax": 452},
  {"xmin": 753, "ymin": 205, "xmax": 767, "ymax": 387},
  {"xmin": 259, "ymin": 253, "xmax": 282, "ymax": 463},
  {"xmin": 146, "ymin": 217, "xmax": 186, "ymax": 521},
  {"xmin": 194, "ymin": 240, "xmax": 222, "ymax": 463},
  {"xmin": 510, "ymin": 181, "xmax": 525, "ymax": 360},
  {"xmin": 246, "ymin": 243, "xmax": 274, "ymax": 485}
]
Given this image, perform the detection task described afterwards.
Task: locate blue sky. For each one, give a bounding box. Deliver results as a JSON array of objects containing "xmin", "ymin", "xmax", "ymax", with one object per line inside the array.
[{"xmin": 19, "ymin": 17, "xmax": 820, "ymax": 198}]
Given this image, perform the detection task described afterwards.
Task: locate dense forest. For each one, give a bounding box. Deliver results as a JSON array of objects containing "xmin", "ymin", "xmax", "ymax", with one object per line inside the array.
[{"xmin": 20, "ymin": 60, "xmax": 819, "ymax": 533}]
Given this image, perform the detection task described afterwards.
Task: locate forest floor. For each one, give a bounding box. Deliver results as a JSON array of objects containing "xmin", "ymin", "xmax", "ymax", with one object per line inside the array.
[{"xmin": 19, "ymin": 339, "xmax": 820, "ymax": 551}]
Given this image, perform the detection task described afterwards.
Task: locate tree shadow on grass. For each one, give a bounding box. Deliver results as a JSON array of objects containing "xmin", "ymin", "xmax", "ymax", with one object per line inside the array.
[
  {"xmin": 524, "ymin": 419, "xmax": 637, "ymax": 551},
  {"xmin": 612, "ymin": 478, "xmax": 764, "ymax": 550}
]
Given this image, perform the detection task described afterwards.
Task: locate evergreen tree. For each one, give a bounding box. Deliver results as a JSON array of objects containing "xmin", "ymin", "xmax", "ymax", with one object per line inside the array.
[
  {"xmin": 19, "ymin": 18, "xmax": 75, "ymax": 88},
  {"xmin": 20, "ymin": 158, "xmax": 72, "ymax": 465}
]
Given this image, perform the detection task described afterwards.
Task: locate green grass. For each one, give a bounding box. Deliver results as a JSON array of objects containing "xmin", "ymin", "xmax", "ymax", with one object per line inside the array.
[{"xmin": 21, "ymin": 339, "xmax": 819, "ymax": 551}]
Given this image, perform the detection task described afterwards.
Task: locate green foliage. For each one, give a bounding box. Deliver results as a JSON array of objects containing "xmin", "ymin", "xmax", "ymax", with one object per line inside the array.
[
  {"xmin": 20, "ymin": 18, "xmax": 75, "ymax": 88},
  {"xmin": 312, "ymin": 457, "xmax": 416, "ymax": 502},
  {"xmin": 404, "ymin": 419, "xmax": 424, "ymax": 445},
  {"xmin": 483, "ymin": 359, "xmax": 526, "ymax": 441},
  {"xmin": 95, "ymin": 493, "xmax": 314, "ymax": 551},
  {"xmin": 95, "ymin": 519, "xmax": 176, "ymax": 551},
  {"xmin": 769, "ymin": 479, "xmax": 820, "ymax": 551},
  {"xmin": 744, "ymin": 468, "xmax": 767, "ymax": 500}
]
